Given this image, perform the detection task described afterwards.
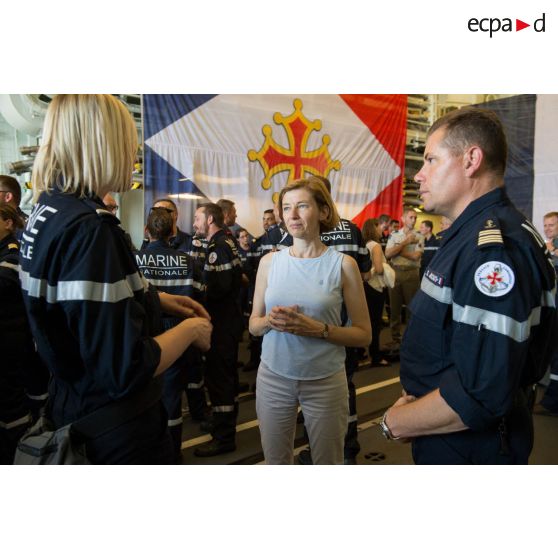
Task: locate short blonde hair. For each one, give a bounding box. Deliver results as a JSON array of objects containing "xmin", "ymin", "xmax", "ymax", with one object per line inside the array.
[
  {"xmin": 32, "ymin": 95, "xmax": 138, "ymax": 201},
  {"xmin": 278, "ymin": 177, "xmax": 340, "ymax": 233}
]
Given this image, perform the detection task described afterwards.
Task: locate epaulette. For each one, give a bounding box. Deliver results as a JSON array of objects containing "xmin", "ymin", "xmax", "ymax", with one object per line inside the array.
[
  {"xmin": 477, "ymin": 217, "xmax": 504, "ymax": 248},
  {"xmin": 8, "ymin": 242, "xmax": 19, "ymax": 251}
]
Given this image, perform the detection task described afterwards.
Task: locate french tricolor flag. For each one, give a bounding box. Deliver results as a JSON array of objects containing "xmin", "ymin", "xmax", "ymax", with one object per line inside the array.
[{"xmin": 143, "ymin": 94, "xmax": 407, "ymax": 235}]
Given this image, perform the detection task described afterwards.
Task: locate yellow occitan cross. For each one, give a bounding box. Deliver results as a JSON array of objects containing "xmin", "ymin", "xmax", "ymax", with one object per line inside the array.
[{"xmin": 248, "ymin": 99, "xmax": 341, "ymax": 193}]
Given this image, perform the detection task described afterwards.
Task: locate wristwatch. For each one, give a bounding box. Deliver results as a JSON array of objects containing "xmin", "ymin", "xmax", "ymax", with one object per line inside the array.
[
  {"xmin": 321, "ymin": 323, "xmax": 329, "ymax": 339},
  {"xmin": 379, "ymin": 411, "xmax": 400, "ymax": 440}
]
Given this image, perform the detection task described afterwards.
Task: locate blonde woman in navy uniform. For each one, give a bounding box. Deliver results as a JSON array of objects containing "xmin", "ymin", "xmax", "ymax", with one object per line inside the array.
[{"xmin": 19, "ymin": 95, "xmax": 212, "ymax": 464}]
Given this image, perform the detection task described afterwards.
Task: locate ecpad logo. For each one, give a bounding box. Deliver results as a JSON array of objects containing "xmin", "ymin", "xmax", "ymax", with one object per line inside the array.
[{"xmin": 468, "ymin": 13, "xmax": 546, "ymax": 37}]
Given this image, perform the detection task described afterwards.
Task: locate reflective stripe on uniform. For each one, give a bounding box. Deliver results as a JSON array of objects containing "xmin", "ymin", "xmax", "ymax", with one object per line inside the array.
[
  {"xmin": 27, "ymin": 392, "xmax": 49, "ymax": 401},
  {"xmin": 424, "ymin": 246, "xmax": 439, "ymax": 251},
  {"xmin": 452, "ymin": 303, "xmax": 543, "ymax": 343},
  {"xmin": 0, "ymin": 413, "xmax": 32, "ymax": 430},
  {"xmin": 421, "ymin": 276, "xmax": 453, "ymax": 304},
  {"xmin": 541, "ymin": 288, "xmax": 557, "ymax": 308},
  {"xmin": 19, "ymin": 269, "xmax": 147, "ymax": 303},
  {"xmin": 212, "ymin": 405, "xmax": 235, "ymax": 413},
  {"xmin": 550, "ymin": 374, "xmax": 558, "ymax": 382},
  {"xmin": 167, "ymin": 417, "xmax": 183, "ymax": 427},
  {"xmin": 187, "ymin": 380, "xmax": 204, "ymax": 389},
  {"xmin": 347, "ymin": 414, "xmax": 358, "ymax": 424},
  {"xmin": 204, "ymin": 258, "xmax": 242, "ymax": 272},
  {"xmin": 328, "ymin": 244, "xmax": 361, "ymax": 253},
  {"xmin": 146, "ymin": 277, "xmax": 195, "ymax": 288}
]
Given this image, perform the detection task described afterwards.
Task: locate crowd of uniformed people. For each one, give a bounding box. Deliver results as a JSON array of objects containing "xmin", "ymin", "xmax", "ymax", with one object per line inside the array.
[{"xmin": 1, "ymin": 94, "xmax": 557, "ymax": 465}]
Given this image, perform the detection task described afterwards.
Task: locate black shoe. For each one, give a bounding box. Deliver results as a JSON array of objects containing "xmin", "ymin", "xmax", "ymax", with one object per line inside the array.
[
  {"xmin": 344, "ymin": 456, "xmax": 357, "ymax": 465},
  {"xmin": 297, "ymin": 449, "xmax": 313, "ymax": 465},
  {"xmin": 238, "ymin": 381, "xmax": 250, "ymax": 393},
  {"xmin": 236, "ymin": 361, "xmax": 244, "ymax": 369},
  {"xmin": 242, "ymin": 360, "xmax": 259, "ymax": 372},
  {"xmin": 194, "ymin": 440, "xmax": 236, "ymax": 458}
]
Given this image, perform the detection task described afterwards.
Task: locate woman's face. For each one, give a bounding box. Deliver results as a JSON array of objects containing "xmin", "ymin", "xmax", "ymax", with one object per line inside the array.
[{"xmin": 281, "ymin": 187, "xmax": 327, "ymax": 239}]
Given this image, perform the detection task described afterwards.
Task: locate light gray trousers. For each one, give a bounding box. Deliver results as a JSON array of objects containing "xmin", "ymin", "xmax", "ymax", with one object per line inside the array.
[{"xmin": 256, "ymin": 362, "xmax": 348, "ymax": 465}]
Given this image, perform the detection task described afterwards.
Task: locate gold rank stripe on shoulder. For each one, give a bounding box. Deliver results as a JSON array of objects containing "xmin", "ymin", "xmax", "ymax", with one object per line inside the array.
[
  {"xmin": 8, "ymin": 243, "xmax": 19, "ymax": 250},
  {"xmin": 478, "ymin": 229, "xmax": 504, "ymax": 246}
]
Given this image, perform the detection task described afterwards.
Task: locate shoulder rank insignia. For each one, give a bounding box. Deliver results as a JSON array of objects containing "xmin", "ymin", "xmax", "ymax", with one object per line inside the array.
[
  {"xmin": 8, "ymin": 243, "xmax": 19, "ymax": 250},
  {"xmin": 478, "ymin": 218, "xmax": 503, "ymax": 247}
]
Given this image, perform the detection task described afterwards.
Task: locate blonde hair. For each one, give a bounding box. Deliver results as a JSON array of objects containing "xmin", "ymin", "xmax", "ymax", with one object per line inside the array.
[
  {"xmin": 32, "ymin": 95, "xmax": 138, "ymax": 201},
  {"xmin": 278, "ymin": 176, "xmax": 340, "ymax": 233}
]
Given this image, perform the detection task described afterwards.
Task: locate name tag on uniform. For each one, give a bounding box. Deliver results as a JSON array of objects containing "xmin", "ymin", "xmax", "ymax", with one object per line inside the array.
[{"xmin": 425, "ymin": 268, "xmax": 445, "ymax": 288}]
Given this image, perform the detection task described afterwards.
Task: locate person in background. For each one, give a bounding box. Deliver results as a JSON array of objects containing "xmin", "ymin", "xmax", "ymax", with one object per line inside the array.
[
  {"xmin": 192, "ymin": 203, "xmax": 243, "ymax": 457},
  {"xmin": 19, "ymin": 94, "xmax": 212, "ymax": 464},
  {"xmin": 102, "ymin": 192, "xmax": 136, "ymax": 251},
  {"xmin": 135, "ymin": 208, "xmax": 209, "ymax": 462},
  {"xmin": 385, "ymin": 207, "xmax": 424, "ymax": 349},
  {"xmin": 237, "ymin": 227, "xmax": 261, "ymax": 373},
  {"xmin": 0, "ymin": 175, "xmax": 28, "ymax": 241},
  {"xmin": 361, "ymin": 218, "xmax": 390, "ymax": 367},
  {"xmin": 378, "ymin": 214, "xmax": 391, "ymax": 252},
  {"xmin": 534, "ymin": 211, "xmax": 558, "ymax": 416},
  {"xmin": 262, "ymin": 208, "xmax": 276, "ymax": 233},
  {"xmin": 418, "ymin": 219, "xmax": 440, "ymax": 278},
  {"xmin": 217, "ymin": 198, "xmax": 241, "ymax": 237},
  {"xmin": 149, "ymin": 198, "xmax": 192, "ymax": 253},
  {"xmin": 250, "ymin": 177, "xmax": 371, "ymax": 464},
  {"xmin": 0, "ymin": 203, "xmax": 49, "ymax": 464},
  {"xmin": 389, "ymin": 219, "xmax": 400, "ymax": 234},
  {"xmin": 437, "ymin": 216, "xmax": 452, "ymax": 242}
]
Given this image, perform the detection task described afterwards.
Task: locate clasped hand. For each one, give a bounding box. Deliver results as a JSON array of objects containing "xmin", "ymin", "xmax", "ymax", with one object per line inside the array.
[{"xmin": 268, "ymin": 305, "xmax": 315, "ymax": 336}]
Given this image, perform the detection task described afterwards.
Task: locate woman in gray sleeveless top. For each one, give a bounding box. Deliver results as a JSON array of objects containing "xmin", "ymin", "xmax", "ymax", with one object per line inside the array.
[{"xmin": 249, "ymin": 177, "xmax": 371, "ymax": 464}]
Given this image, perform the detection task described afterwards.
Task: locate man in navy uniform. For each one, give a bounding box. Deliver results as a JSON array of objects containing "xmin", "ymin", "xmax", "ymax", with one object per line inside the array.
[
  {"xmin": 259, "ymin": 205, "xmax": 292, "ymax": 255},
  {"xmin": 135, "ymin": 208, "xmax": 207, "ymax": 462},
  {"xmin": 381, "ymin": 108, "xmax": 557, "ymax": 464},
  {"xmin": 418, "ymin": 219, "xmax": 440, "ymax": 278},
  {"xmin": 192, "ymin": 203, "xmax": 243, "ymax": 457},
  {"xmin": 141, "ymin": 198, "xmax": 193, "ymax": 253}
]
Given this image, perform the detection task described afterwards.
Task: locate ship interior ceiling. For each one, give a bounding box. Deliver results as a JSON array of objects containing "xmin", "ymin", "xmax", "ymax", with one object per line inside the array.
[{"xmin": 1, "ymin": 93, "xmax": 557, "ymax": 465}]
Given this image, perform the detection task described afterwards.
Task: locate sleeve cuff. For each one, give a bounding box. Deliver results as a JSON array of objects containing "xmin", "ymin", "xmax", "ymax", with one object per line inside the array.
[{"xmin": 439, "ymin": 368, "xmax": 497, "ymax": 431}]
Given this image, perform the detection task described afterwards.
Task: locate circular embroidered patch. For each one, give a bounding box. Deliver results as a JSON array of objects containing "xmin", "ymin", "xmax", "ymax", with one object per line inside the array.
[
  {"xmin": 193, "ymin": 239, "xmax": 202, "ymax": 247},
  {"xmin": 474, "ymin": 261, "xmax": 515, "ymax": 297},
  {"xmin": 208, "ymin": 251, "xmax": 218, "ymax": 264}
]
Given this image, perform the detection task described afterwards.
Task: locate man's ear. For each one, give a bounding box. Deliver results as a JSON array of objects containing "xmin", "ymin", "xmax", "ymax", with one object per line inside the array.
[{"xmin": 463, "ymin": 145, "xmax": 483, "ymax": 176}]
